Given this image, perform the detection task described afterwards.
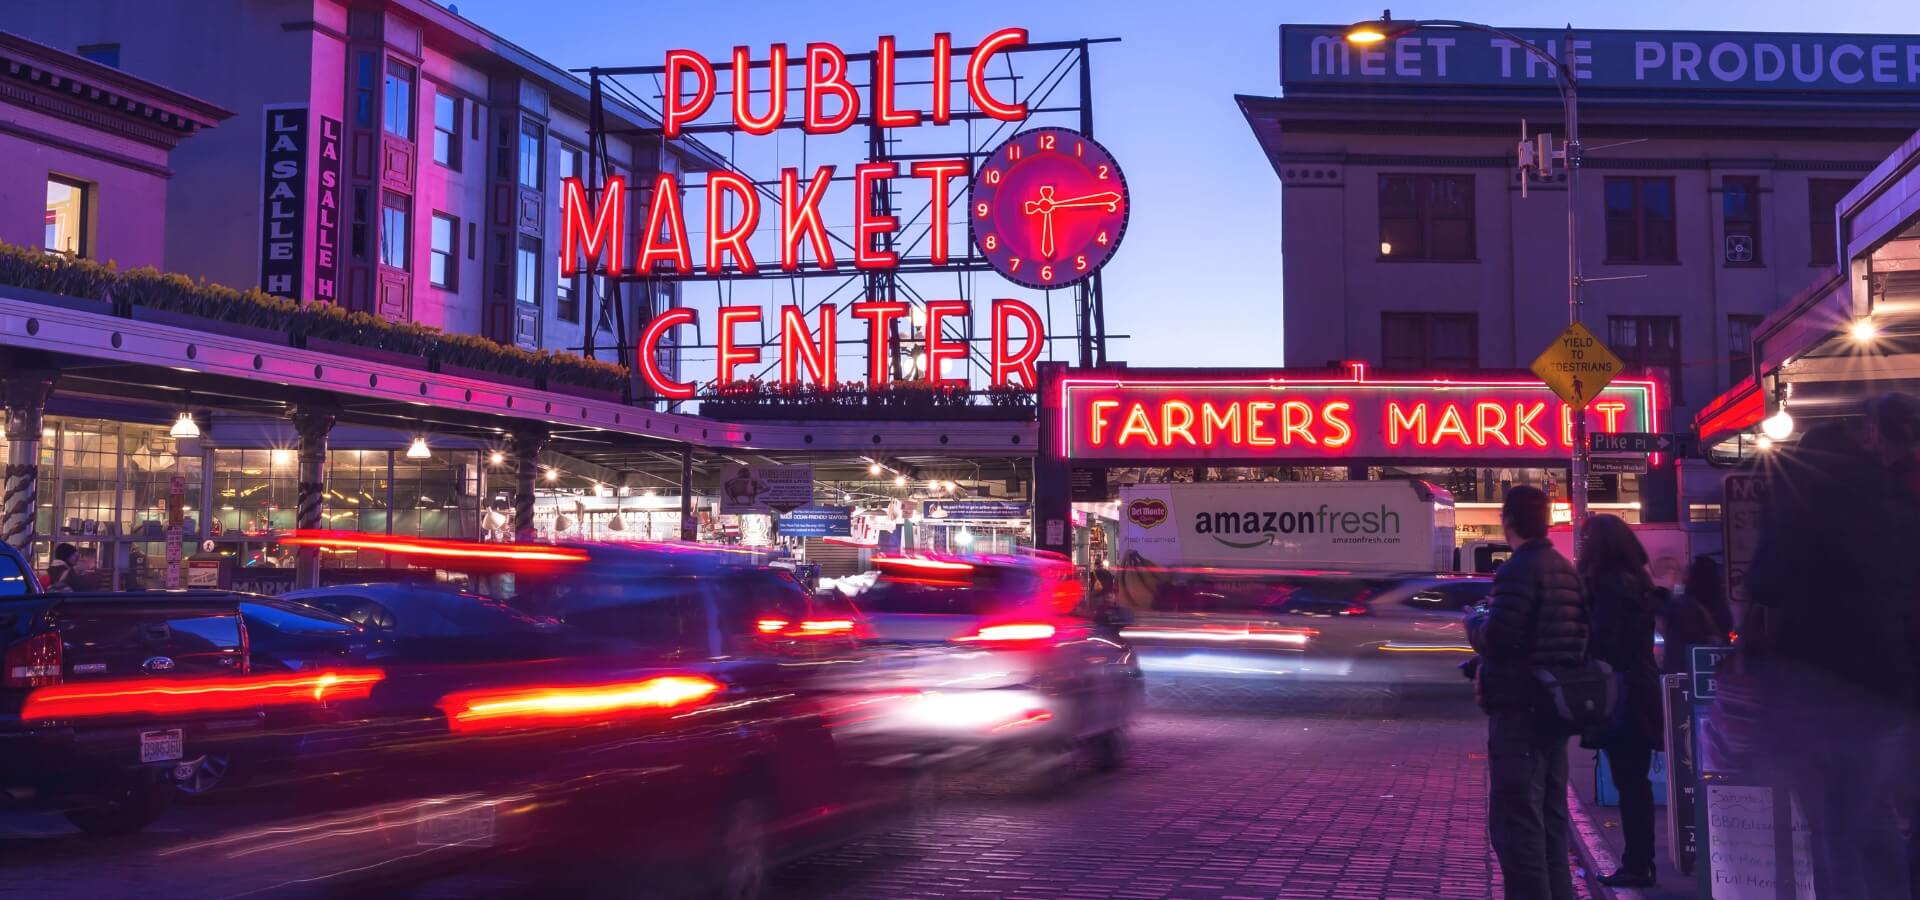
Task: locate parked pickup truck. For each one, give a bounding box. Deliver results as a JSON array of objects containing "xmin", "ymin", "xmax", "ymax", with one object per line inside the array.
[{"xmin": 1, "ymin": 544, "xmax": 261, "ymax": 834}]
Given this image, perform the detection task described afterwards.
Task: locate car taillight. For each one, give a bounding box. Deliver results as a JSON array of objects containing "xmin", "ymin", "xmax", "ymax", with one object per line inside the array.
[
  {"xmin": 955, "ymin": 622, "xmax": 1057, "ymax": 644},
  {"xmin": 19, "ymin": 669, "xmax": 383, "ymax": 721},
  {"xmin": 1339, "ymin": 604, "xmax": 1368, "ymax": 616},
  {"xmin": 754, "ymin": 617, "xmax": 858, "ymax": 639},
  {"xmin": 439, "ymin": 674, "xmax": 723, "ymax": 733},
  {"xmin": 4, "ymin": 632, "xmax": 63, "ymax": 688}
]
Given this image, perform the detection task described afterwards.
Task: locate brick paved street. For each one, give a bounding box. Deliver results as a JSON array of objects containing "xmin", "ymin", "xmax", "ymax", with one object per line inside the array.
[
  {"xmin": 0, "ymin": 689, "xmax": 1595, "ymax": 899},
  {"xmin": 778, "ymin": 693, "xmax": 1516, "ymax": 900}
]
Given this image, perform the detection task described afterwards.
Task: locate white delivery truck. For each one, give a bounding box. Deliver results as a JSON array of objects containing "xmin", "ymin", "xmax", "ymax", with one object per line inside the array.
[{"xmin": 1114, "ymin": 480, "xmax": 1456, "ymax": 576}]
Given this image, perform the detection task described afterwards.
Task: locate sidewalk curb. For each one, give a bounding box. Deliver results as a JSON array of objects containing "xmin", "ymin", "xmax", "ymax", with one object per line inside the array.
[{"xmin": 1568, "ymin": 784, "xmax": 1645, "ymax": 900}]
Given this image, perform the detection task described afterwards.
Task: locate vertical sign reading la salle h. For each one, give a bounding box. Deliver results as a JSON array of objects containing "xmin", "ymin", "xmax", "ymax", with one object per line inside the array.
[
  {"xmin": 313, "ymin": 116, "xmax": 342, "ymax": 303},
  {"xmin": 259, "ymin": 106, "xmax": 309, "ymax": 298}
]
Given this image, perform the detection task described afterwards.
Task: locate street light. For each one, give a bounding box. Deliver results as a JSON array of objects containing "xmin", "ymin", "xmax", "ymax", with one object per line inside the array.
[{"xmin": 1346, "ymin": 10, "xmax": 1593, "ymax": 536}]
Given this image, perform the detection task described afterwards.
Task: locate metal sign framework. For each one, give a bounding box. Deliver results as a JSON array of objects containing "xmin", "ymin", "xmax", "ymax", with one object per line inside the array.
[{"xmin": 573, "ymin": 35, "xmax": 1118, "ymax": 395}]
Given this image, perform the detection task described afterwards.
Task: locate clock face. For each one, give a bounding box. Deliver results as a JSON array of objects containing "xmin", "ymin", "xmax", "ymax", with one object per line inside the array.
[{"xmin": 969, "ymin": 127, "xmax": 1129, "ymax": 290}]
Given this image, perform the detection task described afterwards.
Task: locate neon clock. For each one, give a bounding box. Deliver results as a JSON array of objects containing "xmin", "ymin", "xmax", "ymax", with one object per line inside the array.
[{"xmin": 969, "ymin": 127, "xmax": 1129, "ymax": 289}]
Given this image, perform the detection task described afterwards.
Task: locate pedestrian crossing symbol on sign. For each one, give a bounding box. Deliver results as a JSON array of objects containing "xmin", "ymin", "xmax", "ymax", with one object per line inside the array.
[{"xmin": 1530, "ymin": 322, "xmax": 1624, "ymax": 410}]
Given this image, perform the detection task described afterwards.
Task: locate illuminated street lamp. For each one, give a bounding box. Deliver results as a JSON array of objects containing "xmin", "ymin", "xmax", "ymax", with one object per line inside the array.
[{"xmin": 1348, "ymin": 10, "xmax": 1593, "ymax": 534}]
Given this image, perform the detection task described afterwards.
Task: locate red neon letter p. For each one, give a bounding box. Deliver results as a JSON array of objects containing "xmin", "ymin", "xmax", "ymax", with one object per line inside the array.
[{"xmin": 663, "ymin": 50, "xmax": 716, "ymax": 139}]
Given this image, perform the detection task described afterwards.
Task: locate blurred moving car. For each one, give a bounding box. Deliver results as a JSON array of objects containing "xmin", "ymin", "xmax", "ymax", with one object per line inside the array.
[
  {"xmin": 241, "ymin": 597, "xmax": 381, "ymax": 672},
  {"xmin": 1399, "ymin": 575, "xmax": 1495, "ymax": 612},
  {"xmin": 1, "ymin": 578, "xmax": 265, "ymax": 833},
  {"xmin": 168, "ymin": 597, "xmax": 383, "ymax": 795},
  {"xmin": 171, "ymin": 533, "xmax": 919, "ymax": 897},
  {"xmin": 824, "ymin": 553, "xmax": 1143, "ymax": 775},
  {"xmin": 1123, "ymin": 570, "xmax": 1476, "ymax": 691}
]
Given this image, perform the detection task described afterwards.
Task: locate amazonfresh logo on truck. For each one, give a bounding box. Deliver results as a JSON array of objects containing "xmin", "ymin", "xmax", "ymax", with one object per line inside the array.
[{"xmin": 1193, "ymin": 504, "xmax": 1403, "ymax": 549}]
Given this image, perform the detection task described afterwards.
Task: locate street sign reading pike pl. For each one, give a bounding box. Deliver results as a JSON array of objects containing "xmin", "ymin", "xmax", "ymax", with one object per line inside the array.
[
  {"xmin": 1589, "ymin": 432, "xmax": 1690, "ymax": 454},
  {"xmin": 1530, "ymin": 322, "xmax": 1624, "ymax": 410}
]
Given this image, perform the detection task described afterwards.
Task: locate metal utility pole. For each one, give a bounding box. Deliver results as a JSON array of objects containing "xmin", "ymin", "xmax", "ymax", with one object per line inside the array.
[{"xmin": 1347, "ymin": 12, "xmax": 1590, "ymax": 540}]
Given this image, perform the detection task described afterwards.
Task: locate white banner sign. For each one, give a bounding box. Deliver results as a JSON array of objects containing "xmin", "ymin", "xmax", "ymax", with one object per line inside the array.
[{"xmin": 718, "ymin": 464, "xmax": 814, "ymax": 515}]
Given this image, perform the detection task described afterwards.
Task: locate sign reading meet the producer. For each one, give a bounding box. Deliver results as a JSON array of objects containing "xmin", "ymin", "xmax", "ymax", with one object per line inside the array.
[
  {"xmin": 1057, "ymin": 368, "xmax": 1662, "ymax": 464},
  {"xmin": 1284, "ymin": 25, "xmax": 1920, "ymax": 92}
]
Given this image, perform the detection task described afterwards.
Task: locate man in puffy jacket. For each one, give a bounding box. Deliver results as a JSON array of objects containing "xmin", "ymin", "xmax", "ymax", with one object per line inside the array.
[{"xmin": 1469, "ymin": 486, "xmax": 1588, "ymax": 900}]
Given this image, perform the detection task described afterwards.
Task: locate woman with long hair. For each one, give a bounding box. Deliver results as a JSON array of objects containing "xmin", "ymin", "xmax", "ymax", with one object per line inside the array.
[{"xmin": 1578, "ymin": 514, "xmax": 1664, "ymax": 887}]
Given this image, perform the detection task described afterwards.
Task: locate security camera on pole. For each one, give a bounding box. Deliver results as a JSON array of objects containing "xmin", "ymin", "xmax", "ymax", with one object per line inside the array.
[{"xmin": 1347, "ymin": 11, "xmax": 1601, "ymax": 552}]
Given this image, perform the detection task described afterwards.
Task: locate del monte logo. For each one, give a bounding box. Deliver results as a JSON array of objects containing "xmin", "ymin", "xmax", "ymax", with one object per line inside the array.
[{"xmin": 1128, "ymin": 498, "xmax": 1168, "ymax": 529}]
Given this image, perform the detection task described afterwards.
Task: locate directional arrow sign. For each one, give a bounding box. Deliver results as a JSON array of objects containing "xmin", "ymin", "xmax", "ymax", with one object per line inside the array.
[
  {"xmin": 1589, "ymin": 432, "xmax": 1688, "ymax": 454},
  {"xmin": 1531, "ymin": 322, "xmax": 1624, "ymax": 410}
]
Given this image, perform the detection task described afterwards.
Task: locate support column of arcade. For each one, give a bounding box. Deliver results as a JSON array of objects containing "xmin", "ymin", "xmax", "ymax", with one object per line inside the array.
[
  {"xmin": 291, "ymin": 404, "xmax": 338, "ymax": 590},
  {"xmin": 1034, "ymin": 362, "xmax": 1073, "ymax": 557},
  {"xmin": 1, "ymin": 367, "xmax": 57, "ymax": 555},
  {"xmin": 512, "ymin": 428, "xmax": 549, "ymax": 542}
]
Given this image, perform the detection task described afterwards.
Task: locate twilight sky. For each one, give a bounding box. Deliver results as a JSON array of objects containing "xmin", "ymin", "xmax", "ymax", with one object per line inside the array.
[{"xmin": 450, "ymin": 0, "xmax": 1920, "ymax": 369}]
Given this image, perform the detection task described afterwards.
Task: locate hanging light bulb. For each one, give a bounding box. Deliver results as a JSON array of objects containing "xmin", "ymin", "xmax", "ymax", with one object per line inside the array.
[
  {"xmin": 170, "ymin": 411, "xmax": 200, "ymax": 439},
  {"xmin": 545, "ymin": 468, "xmax": 560, "ymax": 482},
  {"xmin": 406, "ymin": 437, "xmax": 432, "ymax": 459},
  {"xmin": 1760, "ymin": 409, "xmax": 1795, "ymax": 442},
  {"xmin": 868, "ymin": 462, "xmax": 883, "ymax": 476},
  {"xmin": 489, "ymin": 451, "xmax": 505, "ymax": 465},
  {"xmin": 894, "ymin": 474, "xmax": 907, "ymax": 487}
]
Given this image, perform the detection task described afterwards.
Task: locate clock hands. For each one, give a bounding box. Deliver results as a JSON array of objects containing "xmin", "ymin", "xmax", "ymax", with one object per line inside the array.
[{"xmin": 1021, "ymin": 184, "xmax": 1122, "ymax": 259}]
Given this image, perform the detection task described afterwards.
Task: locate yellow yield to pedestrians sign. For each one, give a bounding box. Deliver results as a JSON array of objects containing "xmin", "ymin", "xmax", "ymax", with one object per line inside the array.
[{"xmin": 1531, "ymin": 322, "xmax": 1623, "ymax": 410}]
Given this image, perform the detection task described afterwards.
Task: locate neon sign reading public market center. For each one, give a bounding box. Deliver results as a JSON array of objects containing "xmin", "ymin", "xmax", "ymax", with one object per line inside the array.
[{"xmin": 560, "ymin": 29, "xmax": 1133, "ymax": 400}]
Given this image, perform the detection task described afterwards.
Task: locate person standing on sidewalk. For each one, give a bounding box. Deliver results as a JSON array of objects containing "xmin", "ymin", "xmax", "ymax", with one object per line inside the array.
[
  {"xmin": 1745, "ymin": 399, "xmax": 1920, "ymax": 899},
  {"xmin": 1578, "ymin": 514, "xmax": 1664, "ymax": 888},
  {"xmin": 1468, "ymin": 486, "xmax": 1588, "ymax": 900},
  {"xmin": 1662, "ymin": 556, "xmax": 1728, "ymax": 673}
]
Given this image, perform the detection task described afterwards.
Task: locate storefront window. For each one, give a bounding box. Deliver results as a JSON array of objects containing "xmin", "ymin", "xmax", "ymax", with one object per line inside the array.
[
  {"xmin": 392, "ymin": 451, "xmax": 480, "ymax": 541},
  {"xmin": 209, "ymin": 449, "xmax": 298, "ymax": 544},
  {"xmin": 0, "ymin": 419, "xmax": 206, "ymax": 589}
]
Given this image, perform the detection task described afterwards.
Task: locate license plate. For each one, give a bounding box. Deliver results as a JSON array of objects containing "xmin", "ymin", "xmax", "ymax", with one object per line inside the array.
[
  {"xmin": 416, "ymin": 801, "xmax": 497, "ymax": 847},
  {"xmin": 139, "ymin": 729, "xmax": 184, "ymax": 763}
]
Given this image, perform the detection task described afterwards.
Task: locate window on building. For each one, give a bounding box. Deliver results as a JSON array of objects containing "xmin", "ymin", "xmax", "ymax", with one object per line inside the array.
[
  {"xmin": 1377, "ymin": 174, "xmax": 1474, "ymax": 261},
  {"xmin": 1722, "ymin": 176, "xmax": 1762, "ymax": 266},
  {"xmin": 1610, "ymin": 316, "xmax": 1682, "ymax": 401},
  {"xmin": 1808, "ymin": 178, "xmax": 1858, "ymax": 267},
  {"xmin": 1728, "ymin": 314, "xmax": 1763, "ymax": 385},
  {"xmin": 383, "ymin": 59, "xmax": 414, "ymax": 140},
  {"xmin": 44, "ymin": 176, "xmax": 89, "ymax": 258},
  {"xmin": 1604, "ymin": 177, "xmax": 1678, "ymax": 264},
  {"xmin": 379, "ymin": 194, "xmax": 410, "ymax": 271},
  {"xmin": 557, "ymin": 269, "xmax": 580, "ymax": 322},
  {"xmin": 432, "ymin": 89, "xmax": 461, "ymax": 169},
  {"xmin": 430, "ymin": 213, "xmax": 458, "ymax": 289},
  {"xmin": 76, "ymin": 43, "xmax": 120, "ymax": 67},
  {"xmin": 351, "ymin": 188, "xmax": 370, "ymax": 260},
  {"xmin": 354, "ymin": 54, "xmax": 375, "ymax": 128},
  {"xmin": 518, "ymin": 121, "xmax": 543, "ymax": 189},
  {"xmin": 516, "ymin": 237, "xmax": 540, "ymax": 306},
  {"xmin": 1381, "ymin": 313, "xmax": 1478, "ymax": 370},
  {"xmin": 556, "ymin": 145, "xmax": 585, "ymax": 323}
]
